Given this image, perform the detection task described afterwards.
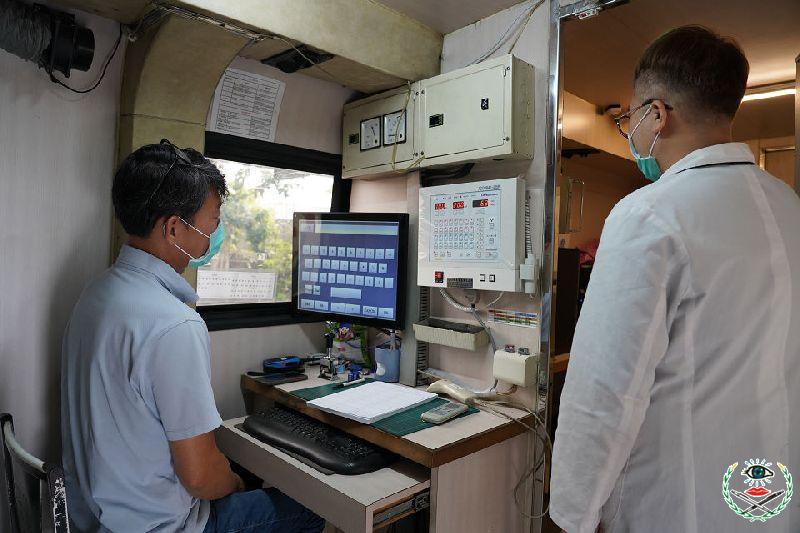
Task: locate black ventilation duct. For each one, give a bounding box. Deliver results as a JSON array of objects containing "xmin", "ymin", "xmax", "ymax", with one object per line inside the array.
[
  {"xmin": 261, "ymin": 44, "xmax": 333, "ymax": 74},
  {"xmin": 0, "ymin": 0, "xmax": 94, "ymax": 77}
]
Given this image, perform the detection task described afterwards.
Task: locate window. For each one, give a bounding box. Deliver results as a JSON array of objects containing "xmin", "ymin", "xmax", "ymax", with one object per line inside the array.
[
  {"xmin": 198, "ymin": 132, "xmax": 350, "ymax": 330},
  {"xmin": 197, "ymin": 161, "xmax": 333, "ymax": 306}
]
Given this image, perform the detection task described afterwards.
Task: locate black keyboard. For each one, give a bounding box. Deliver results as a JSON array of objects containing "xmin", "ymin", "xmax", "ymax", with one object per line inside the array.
[{"xmin": 241, "ymin": 405, "xmax": 396, "ymax": 475}]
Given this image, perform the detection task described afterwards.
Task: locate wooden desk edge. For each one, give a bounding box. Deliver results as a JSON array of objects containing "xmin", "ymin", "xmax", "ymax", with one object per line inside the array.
[{"xmin": 241, "ymin": 375, "xmax": 532, "ymax": 469}]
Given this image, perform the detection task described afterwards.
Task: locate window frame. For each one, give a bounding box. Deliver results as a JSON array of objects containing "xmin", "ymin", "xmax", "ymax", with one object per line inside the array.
[{"xmin": 199, "ymin": 131, "xmax": 350, "ymax": 331}]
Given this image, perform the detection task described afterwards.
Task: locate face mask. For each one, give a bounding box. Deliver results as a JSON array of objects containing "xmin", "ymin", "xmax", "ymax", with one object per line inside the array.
[
  {"xmin": 170, "ymin": 218, "xmax": 225, "ymax": 268},
  {"xmin": 628, "ymin": 106, "xmax": 662, "ymax": 182}
]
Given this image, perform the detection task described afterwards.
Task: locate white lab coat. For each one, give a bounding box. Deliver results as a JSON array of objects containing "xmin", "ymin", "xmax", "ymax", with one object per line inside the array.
[{"xmin": 550, "ymin": 143, "xmax": 800, "ymax": 533}]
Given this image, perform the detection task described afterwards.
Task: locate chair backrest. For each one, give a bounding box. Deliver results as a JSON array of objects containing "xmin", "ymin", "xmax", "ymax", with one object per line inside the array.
[{"xmin": 1, "ymin": 413, "xmax": 70, "ymax": 533}]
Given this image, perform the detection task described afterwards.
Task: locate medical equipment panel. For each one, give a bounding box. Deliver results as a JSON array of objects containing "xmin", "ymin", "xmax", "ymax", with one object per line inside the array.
[{"xmin": 418, "ymin": 177, "xmax": 526, "ymax": 292}]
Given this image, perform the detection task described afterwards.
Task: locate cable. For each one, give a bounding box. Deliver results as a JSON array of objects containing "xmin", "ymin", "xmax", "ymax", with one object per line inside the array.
[
  {"xmin": 471, "ymin": 307, "xmax": 497, "ymax": 353},
  {"xmin": 483, "ymin": 291, "xmax": 505, "ymax": 309},
  {"xmin": 152, "ymin": 2, "xmax": 265, "ymax": 41},
  {"xmin": 49, "ymin": 23, "xmax": 122, "ymax": 94},
  {"xmin": 390, "ymin": 82, "xmax": 412, "ymax": 171},
  {"xmin": 467, "ymin": 0, "xmax": 546, "ymax": 66},
  {"xmin": 496, "ymin": 384, "xmax": 518, "ymax": 396},
  {"xmin": 507, "ymin": 1, "xmax": 544, "ymax": 55},
  {"xmin": 468, "ymin": 4, "xmax": 530, "ymax": 65},
  {"xmin": 439, "ymin": 288, "xmax": 503, "ymax": 312},
  {"xmin": 474, "ymin": 399, "xmax": 552, "ymax": 521},
  {"xmin": 438, "ymin": 288, "xmax": 503, "ymax": 383}
]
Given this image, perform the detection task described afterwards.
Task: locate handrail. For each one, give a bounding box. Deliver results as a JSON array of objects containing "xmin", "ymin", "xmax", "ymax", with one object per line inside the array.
[{"xmin": 2, "ymin": 420, "xmax": 45, "ymax": 473}]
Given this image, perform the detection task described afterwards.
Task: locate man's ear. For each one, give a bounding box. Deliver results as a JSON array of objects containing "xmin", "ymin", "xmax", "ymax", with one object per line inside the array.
[
  {"xmin": 650, "ymin": 99, "xmax": 669, "ymax": 135},
  {"xmin": 162, "ymin": 215, "xmax": 182, "ymax": 240}
]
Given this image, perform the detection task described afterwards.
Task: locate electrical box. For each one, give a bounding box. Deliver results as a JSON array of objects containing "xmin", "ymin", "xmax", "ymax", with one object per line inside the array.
[
  {"xmin": 342, "ymin": 85, "xmax": 419, "ymax": 179},
  {"xmin": 341, "ymin": 54, "xmax": 534, "ymax": 179},
  {"xmin": 418, "ymin": 54, "xmax": 534, "ymax": 168},
  {"xmin": 493, "ymin": 348, "xmax": 538, "ymax": 387},
  {"xmin": 418, "ymin": 177, "xmax": 526, "ymax": 292}
]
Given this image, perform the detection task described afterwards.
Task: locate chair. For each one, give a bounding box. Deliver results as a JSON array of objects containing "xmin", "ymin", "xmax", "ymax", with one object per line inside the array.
[{"xmin": 1, "ymin": 413, "xmax": 70, "ymax": 533}]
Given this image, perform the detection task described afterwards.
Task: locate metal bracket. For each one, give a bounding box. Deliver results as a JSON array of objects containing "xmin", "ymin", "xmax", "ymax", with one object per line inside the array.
[
  {"xmin": 372, "ymin": 490, "xmax": 431, "ymax": 526},
  {"xmin": 566, "ymin": 177, "xmax": 585, "ymax": 233}
]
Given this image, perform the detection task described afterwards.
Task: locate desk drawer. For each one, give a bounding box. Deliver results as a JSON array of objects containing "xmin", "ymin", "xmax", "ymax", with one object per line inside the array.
[{"xmin": 217, "ymin": 418, "xmax": 430, "ymax": 533}]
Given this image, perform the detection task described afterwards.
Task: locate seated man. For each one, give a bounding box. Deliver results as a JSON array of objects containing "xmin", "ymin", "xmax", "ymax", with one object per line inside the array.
[{"xmin": 61, "ymin": 140, "xmax": 324, "ymax": 533}]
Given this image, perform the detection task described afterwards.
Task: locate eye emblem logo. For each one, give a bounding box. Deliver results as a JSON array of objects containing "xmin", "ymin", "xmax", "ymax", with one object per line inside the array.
[
  {"xmin": 722, "ymin": 459, "xmax": 793, "ymax": 522},
  {"xmin": 743, "ymin": 464, "xmax": 774, "ymax": 482}
]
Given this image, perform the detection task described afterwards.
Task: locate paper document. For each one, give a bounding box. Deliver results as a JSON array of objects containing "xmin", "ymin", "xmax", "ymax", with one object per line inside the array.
[
  {"xmin": 208, "ymin": 68, "xmax": 285, "ymax": 142},
  {"xmin": 307, "ymin": 382, "xmax": 437, "ymax": 424}
]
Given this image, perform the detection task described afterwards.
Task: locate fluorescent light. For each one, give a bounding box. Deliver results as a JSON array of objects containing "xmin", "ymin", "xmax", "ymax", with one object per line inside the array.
[{"xmin": 742, "ymin": 82, "xmax": 796, "ymax": 102}]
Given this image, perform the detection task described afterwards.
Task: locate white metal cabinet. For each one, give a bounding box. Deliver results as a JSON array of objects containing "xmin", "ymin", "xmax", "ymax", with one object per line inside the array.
[
  {"xmin": 418, "ymin": 54, "xmax": 534, "ymax": 167},
  {"xmin": 341, "ymin": 55, "xmax": 534, "ymax": 179}
]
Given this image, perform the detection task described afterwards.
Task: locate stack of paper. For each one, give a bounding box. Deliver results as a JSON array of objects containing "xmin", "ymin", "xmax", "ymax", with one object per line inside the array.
[{"xmin": 307, "ymin": 381, "xmax": 437, "ymax": 424}]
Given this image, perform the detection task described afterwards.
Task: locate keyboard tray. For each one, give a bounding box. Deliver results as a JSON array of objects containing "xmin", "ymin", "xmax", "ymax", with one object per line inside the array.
[{"xmin": 217, "ymin": 418, "xmax": 430, "ymax": 533}]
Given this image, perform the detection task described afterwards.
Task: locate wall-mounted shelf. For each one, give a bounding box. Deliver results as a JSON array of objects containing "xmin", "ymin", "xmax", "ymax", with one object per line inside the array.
[{"xmin": 412, "ymin": 318, "xmax": 488, "ymax": 351}]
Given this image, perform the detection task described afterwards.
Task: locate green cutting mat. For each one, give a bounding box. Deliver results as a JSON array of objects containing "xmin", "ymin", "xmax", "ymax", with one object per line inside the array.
[
  {"xmin": 290, "ymin": 380, "xmax": 478, "ymax": 436},
  {"xmin": 371, "ymin": 398, "xmax": 479, "ymax": 436},
  {"xmin": 289, "ymin": 378, "xmax": 374, "ymax": 401}
]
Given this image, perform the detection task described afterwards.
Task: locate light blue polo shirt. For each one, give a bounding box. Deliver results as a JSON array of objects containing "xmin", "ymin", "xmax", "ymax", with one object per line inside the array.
[{"xmin": 61, "ymin": 245, "xmax": 222, "ymax": 532}]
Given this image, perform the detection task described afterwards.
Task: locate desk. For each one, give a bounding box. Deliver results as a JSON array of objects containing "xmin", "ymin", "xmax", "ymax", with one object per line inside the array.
[
  {"xmin": 217, "ymin": 369, "xmax": 536, "ymax": 532},
  {"xmin": 240, "ymin": 372, "xmax": 533, "ymax": 468}
]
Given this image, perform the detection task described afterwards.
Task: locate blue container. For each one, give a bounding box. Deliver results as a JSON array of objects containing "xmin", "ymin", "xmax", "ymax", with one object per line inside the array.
[{"xmin": 374, "ymin": 348, "xmax": 400, "ymax": 383}]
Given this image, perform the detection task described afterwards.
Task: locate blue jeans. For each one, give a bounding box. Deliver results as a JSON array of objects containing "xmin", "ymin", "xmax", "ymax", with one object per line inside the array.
[{"xmin": 203, "ymin": 488, "xmax": 325, "ymax": 533}]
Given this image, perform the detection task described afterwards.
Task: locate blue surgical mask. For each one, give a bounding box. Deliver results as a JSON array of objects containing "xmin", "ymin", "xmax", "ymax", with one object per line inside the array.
[
  {"xmin": 628, "ymin": 106, "xmax": 662, "ymax": 182},
  {"xmin": 171, "ymin": 218, "xmax": 225, "ymax": 268}
]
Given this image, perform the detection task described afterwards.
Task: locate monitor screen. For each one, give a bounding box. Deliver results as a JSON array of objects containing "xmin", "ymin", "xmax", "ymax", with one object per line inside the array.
[{"xmin": 291, "ymin": 213, "xmax": 408, "ymax": 329}]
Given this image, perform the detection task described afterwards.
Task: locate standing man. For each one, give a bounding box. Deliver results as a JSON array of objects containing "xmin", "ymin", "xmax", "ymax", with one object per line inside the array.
[
  {"xmin": 550, "ymin": 26, "xmax": 800, "ymax": 532},
  {"xmin": 61, "ymin": 140, "xmax": 324, "ymax": 532}
]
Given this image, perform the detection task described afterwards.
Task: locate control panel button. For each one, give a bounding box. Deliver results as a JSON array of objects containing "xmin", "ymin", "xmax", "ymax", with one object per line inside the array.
[{"xmin": 489, "ymin": 274, "xmax": 496, "ymax": 282}]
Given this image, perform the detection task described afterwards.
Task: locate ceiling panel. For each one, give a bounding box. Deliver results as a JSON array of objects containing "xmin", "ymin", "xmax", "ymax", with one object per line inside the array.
[
  {"xmin": 732, "ymin": 94, "xmax": 795, "ymax": 140},
  {"xmin": 374, "ymin": 0, "xmax": 525, "ymax": 34},
  {"xmin": 47, "ymin": 0, "xmax": 149, "ymax": 23},
  {"xmin": 563, "ymin": 0, "xmax": 800, "ymax": 112}
]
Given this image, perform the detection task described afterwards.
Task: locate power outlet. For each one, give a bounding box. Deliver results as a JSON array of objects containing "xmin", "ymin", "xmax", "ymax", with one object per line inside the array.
[{"xmin": 493, "ymin": 348, "xmax": 538, "ymax": 387}]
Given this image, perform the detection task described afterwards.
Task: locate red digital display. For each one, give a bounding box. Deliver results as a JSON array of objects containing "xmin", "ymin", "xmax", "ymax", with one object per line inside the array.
[
  {"xmin": 453, "ymin": 201, "xmax": 465, "ymax": 210},
  {"xmin": 434, "ymin": 202, "xmax": 447, "ymax": 211},
  {"xmin": 473, "ymin": 199, "xmax": 490, "ymax": 208}
]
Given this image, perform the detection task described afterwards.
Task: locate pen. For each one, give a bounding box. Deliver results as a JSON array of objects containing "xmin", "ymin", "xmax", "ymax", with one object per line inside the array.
[{"xmin": 336, "ymin": 378, "xmax": 366, "ymax": 388}]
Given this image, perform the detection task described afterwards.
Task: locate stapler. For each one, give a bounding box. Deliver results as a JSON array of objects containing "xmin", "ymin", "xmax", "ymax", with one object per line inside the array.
[
  {"xmin": 262, "ymin": 356, "xmax": 304, "ymax": 373},
  {"xmin": 319, "ymin": 332, "xmax": 343, "ymax": 381}
]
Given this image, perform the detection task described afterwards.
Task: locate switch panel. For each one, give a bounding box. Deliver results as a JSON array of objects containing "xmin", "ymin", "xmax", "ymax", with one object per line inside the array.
[
  {"xmin": 418, "ymin": 54, "xmax": 534, "ymax": 168},
  {"xmin": 342, "ymin": 85, "xmax": 419, "ymax": 179},
  {"xmin": 341, "ymin": 54, "xmax": 534, "ymax": 179}
]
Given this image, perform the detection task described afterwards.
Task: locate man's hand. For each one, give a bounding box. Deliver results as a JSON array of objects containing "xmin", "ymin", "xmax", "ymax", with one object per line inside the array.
[{"xmin": 170, "ymin": 431, "xmax": 242, "ymax": 500}]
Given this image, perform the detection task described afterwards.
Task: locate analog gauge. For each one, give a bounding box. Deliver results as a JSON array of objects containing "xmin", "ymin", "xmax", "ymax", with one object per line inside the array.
[
  {"xmin": 360, "ymin": 116, "xmax": 381, "ymax": 151},
  {"xmin": 382, "ymin": 110, "xmax": 406, "ymax": 146}
]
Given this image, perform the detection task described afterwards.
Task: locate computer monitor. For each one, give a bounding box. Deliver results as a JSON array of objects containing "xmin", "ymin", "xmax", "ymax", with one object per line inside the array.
[{"xmin": 291, "ymin": 212, "xmax": 409, "ymax": 329}]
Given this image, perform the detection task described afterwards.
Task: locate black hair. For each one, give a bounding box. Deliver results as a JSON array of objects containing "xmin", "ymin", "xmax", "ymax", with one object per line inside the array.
[
  {"xmin": 634, "ymin": 25, "xmax": 749, "ymax": 119},
  {"xmin": 112, "ymin": 141, "xmax": 228, "ymax": 237}
]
